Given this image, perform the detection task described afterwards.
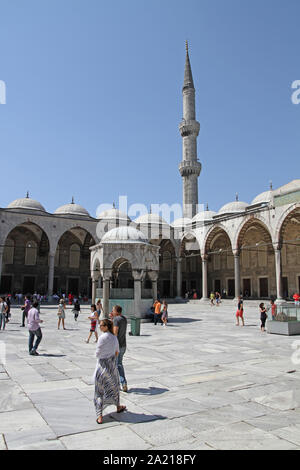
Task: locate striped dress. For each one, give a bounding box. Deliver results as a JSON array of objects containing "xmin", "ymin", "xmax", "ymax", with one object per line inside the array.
[{"xmin": 94, "ymin": 332, "xmax": 120, "ymax": 417}]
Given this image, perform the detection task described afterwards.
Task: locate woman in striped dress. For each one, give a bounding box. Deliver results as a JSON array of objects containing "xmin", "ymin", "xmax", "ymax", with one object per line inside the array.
[{"xmin": 94, "ymin": 319, "xmax": 126, "ymax": 424}]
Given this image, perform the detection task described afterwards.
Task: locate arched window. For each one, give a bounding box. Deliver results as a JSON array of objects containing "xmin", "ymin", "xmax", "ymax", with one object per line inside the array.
[
  {"xmin": 69, "ymin": 244, "xmax": 80, "ymax": 268},
  {"xmin": 3, "ymin": 239, "xmax": 14, "ymax": 265},
  {"xmin": 25, "ymin": 241, "xmax": 37, "ymax": 265}
]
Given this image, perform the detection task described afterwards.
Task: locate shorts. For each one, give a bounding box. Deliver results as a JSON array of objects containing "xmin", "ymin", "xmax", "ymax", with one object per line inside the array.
[{"xmin": 236, "ymin": 309, "xmax": 244, "ymax": 318}]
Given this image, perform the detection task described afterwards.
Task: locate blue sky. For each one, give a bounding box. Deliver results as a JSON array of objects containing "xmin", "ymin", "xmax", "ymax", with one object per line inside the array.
[{"xmin": 0, "ymin": 0, "xmax": 299, "ymax": 217}]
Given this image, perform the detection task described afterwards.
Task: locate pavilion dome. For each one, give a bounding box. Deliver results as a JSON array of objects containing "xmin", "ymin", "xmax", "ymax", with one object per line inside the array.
[
  {"xmin": 7, "ymin": 196, "xmax": 46, "ymax": 213},
  {"xmin": 54, "ymin": 201, "xmax": 90, "ymax": 218},
  {"xmin": 171, "ymin": 217, "xmax": 192, "ymax": 228},
  {"xmin": 101, "ymin": 226, "xmax": 148, "ymax": 244},
  {"xmin": 135, "ymin": 213, "xmax": 169, "ymax": 226},
  {"xmin": 251, "ymin": 190, "xmax": 272, "ymax": 205},
  {"xmin": 192, "ymin": 210, "xmax": 217, "ymax": 222},
  {"xmin": 97, "ymin": 208, "xmax": 131, "ymax": 224},
  {"xmin": 218, "ymin": 200, "xmax": 248, "ymax": 215}
]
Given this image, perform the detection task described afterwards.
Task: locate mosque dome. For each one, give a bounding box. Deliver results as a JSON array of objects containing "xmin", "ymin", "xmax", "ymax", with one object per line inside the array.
[
  {"xmin": 54, "ymin": 200, "xmax": 90, "ymax": 218},
  {"xmin": 101, "ymin": 226, "xmax": 148, "ymax": 244},
  {"xmin": 7, "ymin": 195, "xmax": 46, "ymax": 213},
  {"xmin": 135, "ymin": 213, "xmax": 169, "ymax": 226},
  {"xmin": 171, "ymin": 217, "xmax": 192, "ymax": 228},
  {"xmin": 192, "ymin": 210, "xmax": 217, "ymax": 222},
  {"xmin": 97, "ymin": 208, "xmax": 131, "ymax": 224},
  {"xmin": 218, "ymin": 200, "xmax": 248, "ymax": 215},
  {"xmin": 251, "ymin": 190, "xmax": 272, "ymax": 205}
]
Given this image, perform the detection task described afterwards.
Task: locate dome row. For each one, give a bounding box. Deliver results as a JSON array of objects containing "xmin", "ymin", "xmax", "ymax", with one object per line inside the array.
[{"xmin": 5, "ymin": 181, "xmax": 299, "ymax": 223}]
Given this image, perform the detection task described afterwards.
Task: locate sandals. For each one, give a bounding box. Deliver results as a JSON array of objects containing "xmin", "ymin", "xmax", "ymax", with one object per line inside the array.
[{"xmin": 117, "ymin": 406, "xmax": 127, "ymax": 413}]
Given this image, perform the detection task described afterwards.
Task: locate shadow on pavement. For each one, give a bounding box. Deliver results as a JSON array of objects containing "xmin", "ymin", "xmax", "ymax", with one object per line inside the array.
[
  {"xmin": 128, "ymin": 386, "xmax": 169, "ymax": 396},
  {"xmin": 110, "ymin": 410, "xmax": 167, "ymax": 424}
]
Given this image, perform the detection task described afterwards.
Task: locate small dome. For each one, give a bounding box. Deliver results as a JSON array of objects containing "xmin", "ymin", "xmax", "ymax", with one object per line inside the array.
[
  {"xmin": 135, "ymin": 213, "xmax": 169, "ymax": 226},
  {"xmin": 274, "ymin": 179, "xmax": 300, "ymax": 195},
  {"xmin": 251, "ymin": 191, "xmax": 272, "ymax": 205},
  {"xmin": 101, "ymin": 226, "xmax": 148, "ymax": 244},
  {"xmin": 54, "ymin": 202, "xmax": 90, "ymax": 218},
  {"xmin": 171, "ymin": 217, "xmax": 192, "ymax": 228},
  {"xmin": 97, "ymin": 208, "xmax": 131, "ymax": 223},
  {"xmin": 7, "ymin": 197, "xmax": 46, "ymax": 213},
  {"xmin": 192, "ymin": 210, "xmax": 217, "ymax": 222},
  {"xmin": 218, "ymin": 201, "xmax": 248, "ymax": 215}
]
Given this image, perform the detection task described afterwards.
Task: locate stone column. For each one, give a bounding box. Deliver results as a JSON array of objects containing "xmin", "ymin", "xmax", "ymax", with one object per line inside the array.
[
  {"xmin": 133, "ymin": 270, "xmax": 143, "ymax": 318},
  {"xmin": 47, "ymin": 254, "xmax": 55, "ymax": 298},
  {"xmin": 103, "ymin": 277, "xmax": 110, "ymax": 318},
  {"xmin": 275, "ymin": 248, "xmax": 284, "ymax": 304},
  {"xmin": 176, "ymin": 258, "xmax": 182, "ymax": 299},
  {"xmin": 234, "ymin": 251, "xmax": 241, "ymax": 299},
  {"xmin": 148, "ymin": 271, "xmax": 158, "ymax": 302},
  {"xmin": 170, "ymin": 256, "xmax": 174, "ymax": 298},
  {"xmin": 201, "ymin": 256, "xmax": 209, "ymax": 301},
  {"xmin": 0, "ymin": 246, "xmax": 4, "ymax": 291},
  {"xmin": 92, "ymin": 278, "xmax": 98, "ymax": 304}
]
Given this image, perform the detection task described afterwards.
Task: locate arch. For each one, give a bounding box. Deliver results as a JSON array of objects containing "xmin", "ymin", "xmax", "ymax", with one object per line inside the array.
[
  {"xmin": 204, "ymin": 225, "xmax": 232, "ymax": 255},
  {"xmin": 236, "ymin": 218, "xmax": 273, "ymax": 252},
  {"xmin": 276, "ymin": 205, "xmax": 300, "ymax": 248},
  {"xmin": 104, "ymin": 249, "xmax": 140, "ymax": 273}
]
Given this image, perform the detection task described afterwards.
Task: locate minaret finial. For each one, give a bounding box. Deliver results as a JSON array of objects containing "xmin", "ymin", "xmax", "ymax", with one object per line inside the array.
[
  {"xmin": 113, "ymin": 202, "xmax": 116, "ymax": 209},
  {"xmin": 236, "ymin": 193, "xmax": 239, "ymax": 202},
  {"xmin": 186, "ymin": 40, "xmax": 189, "ymax": 53},
  {"xmin": 206, "ymin": 203, "xmax": 209, "ymax": 211},
  {"xmin": 71, "ymin": 196, "xmax": 74, "ymax": 204},
  {"xmin": 26, "ymin": 191, "xmax": 29, "ymax": 199},
  {"xmin": 270, "ymin": 180, "xmax": 273, "ymax": 191},
  {"xmin": 149, "ymin": 205, "xmax": 152, "ymax": 214}
]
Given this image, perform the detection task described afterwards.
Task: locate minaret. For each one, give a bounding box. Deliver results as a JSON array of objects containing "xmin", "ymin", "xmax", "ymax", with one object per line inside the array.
[{"xmin": 179, "ymin": 41, "xmax": 201, "ymax": 219}]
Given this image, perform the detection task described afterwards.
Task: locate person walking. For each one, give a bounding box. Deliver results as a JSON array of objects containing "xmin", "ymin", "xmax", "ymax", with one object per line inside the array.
[
  {"xmin": 112, "ymin": 305, "xmax": 128, "ymax": 393},
  {"xmin": 210, "ymin": 292, "xmax": 215, "ymax": 306},
  {"xmin": 236, "ymin": 296, "xmax": 245, "ymax": 326},
  {"xmin": 0, "ymin": 297, "xmax": 8, "ymax": 331},
  {"xmin": 5, "ymin": 295, "xmax": 11, "ymax": 323},
  {"xmin": 20, "ymin": 295, "xmax": 31, "ymax": 327},
  {"xmin": 94, "ymin": 319, "xmax": 126, "ymax": 424},
  {"xmin": 73, "ymin": 298, "xmax": 81, "ymax": 321},
  {"xmin": 86, "ymin": 304, "xmax": 99, "ymax": 343},
  {"xmin": 153, "ymin": 299, "xmax": 162, "ymax": 325},
  {"xmin": 28, "ymin": 301, "xmax": 43, "ymax": 355},
  {"xmin": 161, "ymin": 300, "xmax": 168, "ymax": 327},
  {"xmin": 259, "ymin": 303, "xmax": 268, "ymax": 332},
  {"xmin": 96, "ymin": 299, "xmax": 103, "ymax": 320},
  {"xmin": 57, "ymin": 299, "xmax": 66, "ymax": 330}
]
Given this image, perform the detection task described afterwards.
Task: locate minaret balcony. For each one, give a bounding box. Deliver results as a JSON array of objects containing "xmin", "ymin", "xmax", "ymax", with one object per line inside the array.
[
  {"xmin": 179, "ymin": 120, "xmax": 200, "ymax": 137},
  {"xmin": 179, "ymin": 160, "xmax": 202, "ymax": 177}
]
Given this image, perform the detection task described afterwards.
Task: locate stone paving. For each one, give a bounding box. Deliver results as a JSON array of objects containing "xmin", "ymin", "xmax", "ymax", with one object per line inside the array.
[{"xmin": 1, "ymin": 300, "xmax": 300, "ymax": 450}]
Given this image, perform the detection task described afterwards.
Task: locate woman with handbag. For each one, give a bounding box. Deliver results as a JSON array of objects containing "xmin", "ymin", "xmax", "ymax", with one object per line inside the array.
[{"xmin": 259, "ymin": 303, "xmax": 268, "ymax": 332}]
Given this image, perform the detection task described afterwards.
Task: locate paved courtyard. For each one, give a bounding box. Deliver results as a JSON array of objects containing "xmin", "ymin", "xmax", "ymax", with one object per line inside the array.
[{"xmin": 1, "ymin": 300, "xmax": 300, "ymax": 450}]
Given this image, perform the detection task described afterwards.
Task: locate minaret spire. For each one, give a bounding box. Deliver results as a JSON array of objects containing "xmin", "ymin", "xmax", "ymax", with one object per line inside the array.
[{"xmin": 179, "ymin": 42, "xmax": 201, "ymax": 218}]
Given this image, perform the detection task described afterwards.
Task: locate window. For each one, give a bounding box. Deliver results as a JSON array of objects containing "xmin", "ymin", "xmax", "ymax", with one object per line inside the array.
[
  {"xmin": 3, "ymin": 239, "xmax": 14, "ymax": 265},
  {"xmin": 25, "ymin": 241, "xmax": 37, "ymax": 266},
  {"xmin": 69, "ymin": 244, "xmax": 80, "ymax": 268}
]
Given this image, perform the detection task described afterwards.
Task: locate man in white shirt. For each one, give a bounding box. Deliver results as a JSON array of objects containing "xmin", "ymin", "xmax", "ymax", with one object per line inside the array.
[{"xmin": 27, "ymin": 301, "xmax": 43, "ymax": 356}]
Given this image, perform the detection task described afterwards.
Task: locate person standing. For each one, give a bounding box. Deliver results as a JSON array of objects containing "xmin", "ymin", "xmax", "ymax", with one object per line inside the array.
[
  {"xmin": 236, "ymin": 296, "xmax": 245, "ymax": 326},
  {"xmin": 270, "ymin": 299, "xmax": 277, "ymax": 320},
  {"xmin": 161, "ymin": 300, "xmax": 168, "ymax": 327},
  {"xmin": 20, "ymin": 295, "xmax": 31, "ymax": 327},
  {"xmin": 210, "ymin": 292, "xmax": 215, "ymax": 306},
  {"xmin": 153, "ymin": 299, "xmax": 162, "ymax": 325},
  {"xmin": 57, "ymin": 299, "xmax": 66, "ymax": 330},
  {"xmin": 0, "ymin": 297, "xmax": 8, "ymax": 331},
  {"xmin": 5, "ymin": 295, "xmax": 11, "ymax": 323},
  {"xmin": 96, "ymin": 299, "xmax": 103, "ymax": 320},
  {"xmin": 27, "ymin": 301, "xmax": 43, "ymax": 355},
  {"xmin": 86, "ymin": 304, "xmax": 99, "ymax": 343},
  {"xmin": 94, "ymin": 319, "xmax": 126, "ymax": 424},
  {"xmin": 112, "ymin": 305, "xmax": 128, "ymax": 393},
  {"xmin": 259, "ymin": 303, "xmax": 268, "ymax": 332},
  {"xmin": 73, "ymin": 298, "xmax": 81, "ymax": 321}
]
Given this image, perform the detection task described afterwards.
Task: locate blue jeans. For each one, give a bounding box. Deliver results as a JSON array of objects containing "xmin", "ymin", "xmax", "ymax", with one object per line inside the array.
[
  {"xmin": 117, "ymin": 347, "xmax": 127, "ymax": 386},
  {"xmin": 29, "ymin": 328, "xmax": 43, "ymax": 353},
  {"xmin": 0, "ymin": 313, "xmax": 6, "ymax": 330}
]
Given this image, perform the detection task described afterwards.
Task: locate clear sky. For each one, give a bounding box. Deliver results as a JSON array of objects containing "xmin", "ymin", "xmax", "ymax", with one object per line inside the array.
[{"xmin": 0, "ymin": 0, "xmax": 299, "ymax": 218}]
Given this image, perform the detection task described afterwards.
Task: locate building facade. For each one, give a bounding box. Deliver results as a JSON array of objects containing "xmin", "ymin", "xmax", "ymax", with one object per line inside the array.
[{"xmin": 0, "ymin": 47, "xmax": 299, "ymax": 302}]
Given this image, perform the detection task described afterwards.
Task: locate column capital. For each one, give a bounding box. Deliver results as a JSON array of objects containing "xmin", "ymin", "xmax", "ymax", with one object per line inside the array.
[
  {"xmin": 147, "ymin": 270, "xmax": 159, "ymax": 282},
  {"xmin": 132, "ymin": 270, "xmax": 144, "ymax": 282},
  {"xmin": 233, "ymin": 249, "xmax": 240, "ymax": 257}
]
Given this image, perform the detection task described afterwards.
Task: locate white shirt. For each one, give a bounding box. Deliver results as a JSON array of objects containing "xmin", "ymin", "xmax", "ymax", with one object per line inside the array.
[{"xmin": 95, "ymin": 332, "xmax": 119, "ymax": 359}]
